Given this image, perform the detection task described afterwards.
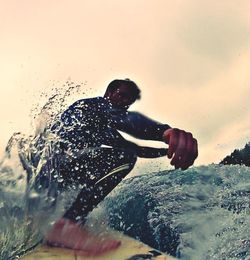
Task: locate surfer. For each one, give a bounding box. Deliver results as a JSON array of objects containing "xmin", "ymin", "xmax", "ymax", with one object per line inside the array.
[{"xmin": 38, "ymin": 79, "xmax": 198, "ymax": 255}]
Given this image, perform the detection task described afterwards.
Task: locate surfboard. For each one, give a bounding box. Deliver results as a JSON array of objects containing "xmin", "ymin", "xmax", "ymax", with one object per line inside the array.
[{"xmin": 21, "ymin": 228, "xmax": 177, "ymax": 260}]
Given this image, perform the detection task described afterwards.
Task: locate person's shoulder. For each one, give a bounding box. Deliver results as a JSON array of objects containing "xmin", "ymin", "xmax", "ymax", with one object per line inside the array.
[
  {"xmin": 70, "ymin": 96, "xmax": 106, "ymax": 107},
  {"xmin": 126, "ymin": 111, "xmax": 143, "ymax": 117},
  {"xmin": 126, "ymin": 111, "xmax": 152, "ymax": 121}
]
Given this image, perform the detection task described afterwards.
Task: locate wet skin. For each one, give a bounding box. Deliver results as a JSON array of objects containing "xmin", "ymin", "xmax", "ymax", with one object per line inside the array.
[{"xmin": 45, "ymin": 219, "xmax": 121, "ymax": 256}]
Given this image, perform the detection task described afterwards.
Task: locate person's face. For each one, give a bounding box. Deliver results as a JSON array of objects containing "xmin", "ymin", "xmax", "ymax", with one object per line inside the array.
[{"xmin": 106, "ymin": 84, "xmax": 136, "ymax": 109}]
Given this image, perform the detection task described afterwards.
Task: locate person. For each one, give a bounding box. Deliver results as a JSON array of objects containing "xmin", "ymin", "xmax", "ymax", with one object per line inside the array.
[{"xmin": 34, "ymin": 79, "xmax": 198, "ymax": 255}]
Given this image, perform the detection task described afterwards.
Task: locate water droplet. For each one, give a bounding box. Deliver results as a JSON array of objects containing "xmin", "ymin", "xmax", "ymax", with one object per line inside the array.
[
  {"xmin": 29, "ymin": 192, "xmax": 39, "ymax": 199},
  {"xmin": 57, "ymin": 178, "xmax": 64, "ymax": 183}
]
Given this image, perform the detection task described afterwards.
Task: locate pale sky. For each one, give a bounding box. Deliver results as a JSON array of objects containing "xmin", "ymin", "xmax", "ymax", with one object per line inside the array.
[{"xmin": 1, "ymin": 0, "xmax": 250, "ymax": 166}]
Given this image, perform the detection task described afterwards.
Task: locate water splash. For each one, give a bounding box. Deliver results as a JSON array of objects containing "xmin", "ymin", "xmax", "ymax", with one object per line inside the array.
[
  {"xmin": 0, "ymin": 81, "xmax": 87, "ymax": 259},
  {"xmin": 30, "ymin": 80, "xmax": 87, "ymax": 135}
]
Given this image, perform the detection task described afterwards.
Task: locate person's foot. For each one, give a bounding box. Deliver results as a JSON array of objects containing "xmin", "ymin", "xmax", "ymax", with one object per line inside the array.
[{"xmin": 44, "ymin": 218, "xmax": 121, "ymax": 256}]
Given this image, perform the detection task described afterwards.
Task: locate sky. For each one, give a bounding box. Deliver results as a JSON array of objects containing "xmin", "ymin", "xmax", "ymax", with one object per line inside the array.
[{"xmin": 1, "ymin": 0, "xmax": 250, "ymax": 167}]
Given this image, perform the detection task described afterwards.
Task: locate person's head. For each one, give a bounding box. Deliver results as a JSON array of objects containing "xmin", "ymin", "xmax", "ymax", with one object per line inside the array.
[{"xmin": 104, "ymin": 79, "xmax": 141, "ymax": 109}]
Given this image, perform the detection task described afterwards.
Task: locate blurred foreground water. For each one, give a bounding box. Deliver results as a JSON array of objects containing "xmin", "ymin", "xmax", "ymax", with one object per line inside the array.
[{"xmin": 1, "ymin": 143, "xmax": 249, "ymax": 260}]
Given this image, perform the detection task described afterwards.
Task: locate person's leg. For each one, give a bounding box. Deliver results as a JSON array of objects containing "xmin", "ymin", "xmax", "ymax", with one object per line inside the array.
[
  {"xmin": 62, "ymin": 147, "xmax": 137, "ymax": 223},
  {"xmin": 45, "ymin": 147, "xmax": 137, "ymax": 255}
]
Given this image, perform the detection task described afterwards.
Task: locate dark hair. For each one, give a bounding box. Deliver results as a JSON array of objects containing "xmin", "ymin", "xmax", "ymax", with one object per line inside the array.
[{"xmin": 105, "ymin": 79, "xmax": 141, "ymax": 101}]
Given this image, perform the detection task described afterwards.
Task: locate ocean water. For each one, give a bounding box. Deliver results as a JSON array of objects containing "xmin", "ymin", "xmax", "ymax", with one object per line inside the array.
[
  {"xmin": 96, "ymin": 164, "xmax": 250, "ymax": 260},
  {"xmin": 1, "ymin": 142, "xmax": 249, "ymax": 260},
  {"xmin": 0, "ymin": 84, "xmax": 249, "ymax": 259}
]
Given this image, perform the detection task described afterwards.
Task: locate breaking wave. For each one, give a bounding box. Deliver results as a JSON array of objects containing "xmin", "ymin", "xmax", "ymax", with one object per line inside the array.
[{"xmin": 97, "ymin": 164, "xmax": 250, "ymax": 259}]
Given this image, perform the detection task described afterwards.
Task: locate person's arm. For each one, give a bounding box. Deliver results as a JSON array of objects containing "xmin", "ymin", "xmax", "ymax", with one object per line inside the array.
[
  {"xmin": 111, "ymin": 111, "xmax": 198, "ymax": 170},
  {"xmin": 102, "ymin": 128, "xmax": 167, "ymax": 158},
  {"xmin": 118, "ymin": 139, "xmax": 168, "ymax": 158},
  {"xmin": 129, "ymin": 143, "xmax": 168, "ymax": 158},
  {"xmin": 111, "ymin": 111, "xmax": 171, "ymax": 141}
]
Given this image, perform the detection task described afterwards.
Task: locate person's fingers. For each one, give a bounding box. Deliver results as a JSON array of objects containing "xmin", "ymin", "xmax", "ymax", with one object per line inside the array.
[
  {"xmin": 180, "ymin": 136, "xmax": 198, "ymax": 170},
  {"xmin": 193, "ymin": 138, "xmax": 198, "ymax": 160},
  {"xmin": 164, "ymin": 129, "xmax": 179, "ymax": 159},
  {"xmin": 178, "ymin": 133, "xmax": 194, "ymax": 169},
  {"xmin": 163, "ymin": 128, "xmax": 198, "ymax": 170},
  {"xmin": 170, "ymin": 130, "xmax": 187, "ymax": 168}
]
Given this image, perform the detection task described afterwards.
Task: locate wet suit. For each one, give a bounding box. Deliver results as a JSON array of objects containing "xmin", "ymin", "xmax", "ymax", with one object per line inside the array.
[{"xmin": 36, "ymin": 97, "xmax": 170, "ymax": 223}]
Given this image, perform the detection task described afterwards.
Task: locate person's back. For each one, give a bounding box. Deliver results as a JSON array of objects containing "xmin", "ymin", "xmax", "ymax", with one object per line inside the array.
[{"xmin": 51, "ymin": 96, "xmax": 111, "ymax": 150}]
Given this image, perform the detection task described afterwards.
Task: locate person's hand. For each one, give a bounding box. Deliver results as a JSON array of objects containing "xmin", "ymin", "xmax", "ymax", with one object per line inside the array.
[{"xmin": 162, "ymin": 128, "xmax": 198, "ymax": 170}]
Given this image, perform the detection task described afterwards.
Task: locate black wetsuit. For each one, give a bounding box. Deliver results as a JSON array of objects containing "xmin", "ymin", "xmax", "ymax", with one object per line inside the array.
[{"xmin": 35, "ymin": 97, "xmax": 170, "ymax": 223}]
